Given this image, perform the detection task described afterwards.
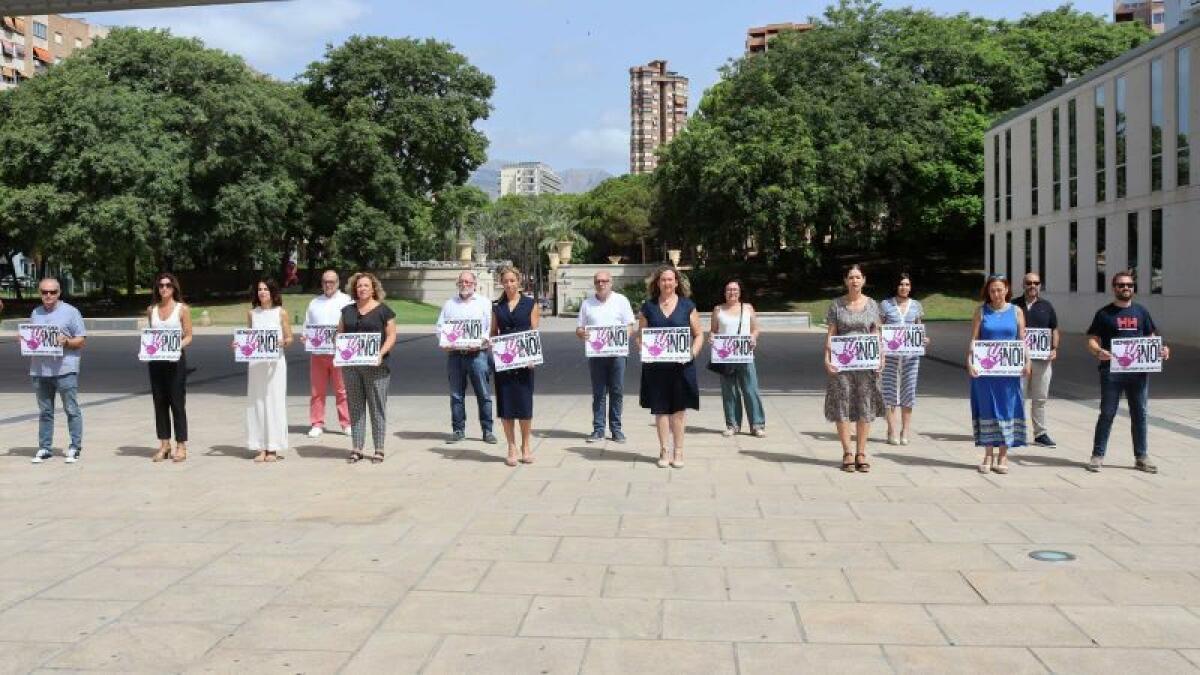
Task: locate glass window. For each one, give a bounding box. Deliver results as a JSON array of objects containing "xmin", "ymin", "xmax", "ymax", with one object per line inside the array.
[
  {"xmin": 1053, "ymin": 107, "xmax": 1062, "ymax": 210},
  {"xmin": 1096, "ymin": 217, "xmax": 1107, "ymax": 293},
  {"xmin": 73, "ymin": 37, "xmax": 81, "ymax": 49},
  {"xmin": 1116, "ymin": 76, "xmax": 1127, "ymax": 198},
  {"xmin": 1178, "ymin": 47, "xmax": 1190, "ymax": 187},
  {"xmin": 1151, "ymin": 209, "xmax": 1163, "ymax": 294},
  {"xmin": 1151, "ymin": 58, "xmax": 1163, "ymax": 191},
  {"xmin": 1068, "ymin": 99, "xmax": 1078, "ymax": 207},
  {"xmin": 1030, "ymin": 119, "xmax": 1039, "ymax": 215},
  {"xmin": 1069, "ymin": 221, "xmax": 1078, "ymax": 292},
  {"xmin": 32, "ymin": 21, "xmax": 46, "ymax": 39},
  {"xmin": 1038, "ymin": 225, "xmax": 1047, "ymax": 289},
  {"xmin": 989, "ymin": 233, "xmax": 995, "ymax": 276},
  {"xmin": 993, "ymin": 135, "xmax": 1000, "ymax": 223},
  {"xmin": 1024, "ymin": 228, "xmax": 1032, "ymax": 278},
  {"xmin": 1005, "ymin": 129, "xmax": 1012, "ymax": 220},
  {"xmin": 1095, "ymin": 86, "xmax": 1106, "ymax": 202},
  {"xmin": 1127, "ymin": 212, "xmax": 1139, "ymax": 274},
  {"xmin": 1006, "ymin": 231, "xmax": 1013, "ymax": 279}
]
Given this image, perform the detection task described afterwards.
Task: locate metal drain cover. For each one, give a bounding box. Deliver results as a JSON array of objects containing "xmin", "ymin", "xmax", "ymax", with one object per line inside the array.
[{"xmin": 1029, "ymin": 550, "xmax": 1076, "ymax": 562}]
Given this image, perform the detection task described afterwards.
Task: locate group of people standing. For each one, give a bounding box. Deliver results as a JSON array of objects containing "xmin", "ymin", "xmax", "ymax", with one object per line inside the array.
[{"xmin": 15, "ymin": 262, "xmax": 1170, "ymax": 474}]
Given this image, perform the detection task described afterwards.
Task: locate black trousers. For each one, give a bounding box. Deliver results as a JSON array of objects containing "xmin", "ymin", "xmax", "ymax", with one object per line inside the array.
[{"xmin": 148, "ymin": 355, "xmax": 188, "ymax": 442}]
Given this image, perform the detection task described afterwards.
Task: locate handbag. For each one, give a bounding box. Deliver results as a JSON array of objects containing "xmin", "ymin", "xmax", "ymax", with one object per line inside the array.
[{"xmin": 706, "ymin": 303, "xmax": 743, "ymax": 376}]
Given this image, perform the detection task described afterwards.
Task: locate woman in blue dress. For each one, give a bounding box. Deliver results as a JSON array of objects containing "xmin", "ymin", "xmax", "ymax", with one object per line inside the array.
[
  {"xmin": 637, "ymin": 265, "xmax": 704, "ymax": 469},
  {"xmin": 491, "ymin": 266, "xmax": 540, "ymax": 466},
  {"xmin": 968, "ymin": 275, "xmax": 1030, "ymax": 474},
  {"xmin": 880, "ymin": 273, "xmax": 929, "ymax": 446}
]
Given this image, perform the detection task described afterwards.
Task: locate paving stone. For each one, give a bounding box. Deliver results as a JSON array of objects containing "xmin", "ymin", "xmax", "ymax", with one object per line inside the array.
[
  {"xmin": 726, "ymin": 567, "xmax": 854, "ymax": 602},
  {"xmin": 736, "ymin": 643, "xmax": 891, "ymax": 674},
  {"xmin": 618, "ymin": 515, "xmax": 720, "ymax": 539},
  {"xmin": 603, "ymin": 565, "xmax": 727, "ymax": 600},
  {"xmin": 185, "ymin": 648, "xmax": 352, "ymax": 673},
  {"xmin": 964, "ymin": 570, "xmax": 1110, "ymax": 605},
  {"xmin": 663, "ymin": 599, "xmax": 800, "ymax": 642},
  {"xmin": 1083, "ymin": 571, "xmax": 1200, "ymax": 605},
  {"xmin": 40, "ymin": 565, "xmax": 191, "ymax": 602},
  {"xmin": 126, "ymin": 584, "xmax": 280, "ymax": 625},
  {"xmin": 383, "ymin": 591, "xmax": 531, "ymax": 636},
  {"xmin": 883, "ymin": 542, "xmax": 1010, "ymax": 570},
  {"xmin": 0, "ymin": 599, "xmax": 135, "ymax": 643},
  {"xmin": 582, "ymin": 638, "xmax": 736, "ymax": 674},
  {"xmin": 448, "ymin": 534, "xmax": 561, "ymax": 562},
  {"xmin": 340, "ymin": 632, "xmax": 441, "ymax": 674},
  {"xmin": 0, "ymin": 642, "xmax": 63, "ymax": 673},
  {"xmin": 516, "ymin": 514, "xmax": 620, "ymax": 537},
  {"xmin": 555, "ymin": 536, "xmax": 666, "ymax": 565},
  {"xmin": 1033, "ymin": 647, "xmax": 1199, "ymax": 674},
  {"xmin": 187, "ymin": 553, "xmax": 323, "ymax": 587},
  {"xmin": 818, "ymin": 519, "xmax": 928, "ymax": 543},
  {"xmin": 927, "ymin": 605, "xmax": 1092, "ymax": 646},
  {"xmin": 46, "ymin": 621, "xmax": 228, "ymax": 671},
  {"xmin": 797, "ymin": 602, "xmax": 946, "ymax": 644},
  {"xmin": 883, "ymin": 646, "xmax": 1047, "ymax": 674},
  {"xmin": 423, "ymin": 635, "xmax": 586, "ymax": 675},
  {"xmin": 221, "ymin": 604, "xmax": 385, "ymax": 651},
  {"xmin": 273, "ymin": 570, "xmax": 409, "ymax": 607},
  {"xmin": 1059, "ymin": 605, "xmax": 1200, "ymax": 648},
  {"xmin": 775, "ymin": 542, "xmax": 894, "ymax": 569},
  {"xmin": 668, "ymin": 539, "xmax": 778, "ymax": 567},
  {"xmin": 845, "ymin": 569, "xmax": 983, "ymax": 604},
  {"xmin": 478, "ymin": 561, "xmax": 606, "ymax": 596},
  {"xmin": 415, "ymin": 559, "xmax": 492, "ymax": 592},
  {"xmin": 718, "ymin": 517, "xmax": 823, "ymax": 541}
]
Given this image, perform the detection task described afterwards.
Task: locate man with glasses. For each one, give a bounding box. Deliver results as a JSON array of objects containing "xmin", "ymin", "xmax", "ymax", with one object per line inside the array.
[
  {"xmin": 29, "ymin": 278, "xmax": 87, "ymax": 464},
  {"xmin": 301, "ymin": 270, "xmax": 352, "ymax": 438},
  {"xmin": 1085, "ymin": 270, "xmax": 1171, "ymax": 473},
  {"xmin": 576, "ymin": 271, "xmax": 636, "ymax": 443},
  {"xmin": 1013, "ymin": 273, "xmax": 1059, "ymax": 448},
  {"xmin": 436, "ymin": 270, "xmax": 496, "ymax": 444}
]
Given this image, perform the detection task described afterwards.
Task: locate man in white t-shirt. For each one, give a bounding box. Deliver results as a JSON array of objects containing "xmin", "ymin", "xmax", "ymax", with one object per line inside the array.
[
  {"xmin": 436, "ymin": 270, "xmax": 496, "ymax": 444},
  {"xmin": 300, "ymin": 270, "xmax": 352, "ymax": 437},
  {"xmin": 575, "ymin": 271, "xmax": 636, "ymax": 443}
]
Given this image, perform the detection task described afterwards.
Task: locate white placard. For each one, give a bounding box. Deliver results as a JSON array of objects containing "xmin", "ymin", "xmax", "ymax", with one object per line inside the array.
[
  {"xmin": 829, "ymin": 335, "xmax": 882, "ymax": 372},
  {"xmin": 304, "ymin": 324, "xmax": 337, "ymax": 354},
  {"xmin": 1025, "ymin": 328, "xmax": 1052, "ymax": 361},
  {"xmin": 18, "ymin": 323, "xmax": 64, "ymax": 357},
  {"xmin": 584, "ymin": 325, "xmax": 630, "ymax": 357},
  {"xmin": 234, "ymin": 329, "xmax": 282, "ymax": 362},
  {"xmin": 334, "ymin": 332, "xmax": 383, "ymax": 367},
  {"xmin": 881, "ymin": 324, "xmax": 926, "ymax": 356},
  {"xmin": 438, "ymin": 319, "xmax": 485, "ymax": 350},
  {"xmin": 710, "ymin": 334, "xmax": 755, "ymax": 364},
  {"xmin": 1109, "ymin": 336, "xmax": 1163, "ymax": 373},
  {"xmin": 138, "ymin": 329, "xmax": 183, "ymax": 362},
  {"xmin": 491, "ymin": 330, "xmax": 544, "ymax": 372},
  {"xmin": 971, "ymin": 340, "xmax": 1026, "ymax": 377},
  {"xmin": 640, "ymin": 327, "xmax": 693, "ymax": 363}
]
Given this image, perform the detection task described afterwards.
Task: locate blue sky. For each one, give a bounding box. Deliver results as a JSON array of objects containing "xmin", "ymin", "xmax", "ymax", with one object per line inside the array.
[{"xmin": 81, "ymin": 0, "xmax": 1115, "ymax": 175}]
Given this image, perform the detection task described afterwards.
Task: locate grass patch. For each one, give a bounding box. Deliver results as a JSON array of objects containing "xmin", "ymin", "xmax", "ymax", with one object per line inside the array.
[
  {"xmin": 787, "ymin": 292, "xmax": 976, "ymax": 325},
  {"xmin": 190, "ymin": 298, "xmax": 441, "ymax": 326}
]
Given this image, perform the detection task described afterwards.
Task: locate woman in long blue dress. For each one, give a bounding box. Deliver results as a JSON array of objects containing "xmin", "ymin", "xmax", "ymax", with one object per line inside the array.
[
  {"xmin": 491, "ymin": 266, "xmax": 540, "ymax": 466},
  {"xmin": 637, "ymin": 265, "xmax": 704, "ymax": 469},
  {"xmin": 968, "ymin": 275, "xmax": 1030, "ymax": 474}
]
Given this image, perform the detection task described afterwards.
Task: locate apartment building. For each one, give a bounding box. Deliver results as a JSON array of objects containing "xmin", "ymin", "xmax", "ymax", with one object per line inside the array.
[
  {"xmin": 985, "ymin": 20, "xmax": 1200, "ymax": 344},
  {"xmin": 1, "ymin": 13, "xmax": 107, "ymax": 90},
  {"xmin": 629, "ymin": 60, "xmax": 688, "ymax": 174},
  {"xmin": 499, "ymin": 162, "xmax": 562, "ymax": 197},
  {"xmin": 745, "ymin": 22, "xmax": 813, "ymax": 55},
  {"xmin": 1116, "ymin": 1, "xmax": 1168, "ymax": 34}
]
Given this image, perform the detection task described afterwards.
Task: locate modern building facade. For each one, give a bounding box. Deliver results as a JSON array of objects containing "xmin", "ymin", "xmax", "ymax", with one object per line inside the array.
[
  {"xmin": 1, "ymin": 13, "xmax": 107, "ymax": 89},
  {"xmin": 745, "ymin": 22, "xmax": 813, "ymax": 54},
  {"xmin": 1116, "ymin": 1, "xmax": 1168, "ymax": 34},
  {"xmin": 985, "ymin": 20, "xmax": 1200, "ymax": 344},
  {"xmin": 499, "ymin": 162, "xmax": 562, "ymax": 197},
  {"xmin": 629, "ymin": 60, "xmax": 688, "ymax": 174}
]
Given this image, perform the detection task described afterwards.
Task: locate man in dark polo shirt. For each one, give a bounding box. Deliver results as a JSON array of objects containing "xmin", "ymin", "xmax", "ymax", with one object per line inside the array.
[
  {"xmin": 1013, "ymin": 273, "xmax": 1059, "ymax": 448},
  {"xmin": 1085, "ymin": 270, "xmax": 1171, "ymax": 473}
]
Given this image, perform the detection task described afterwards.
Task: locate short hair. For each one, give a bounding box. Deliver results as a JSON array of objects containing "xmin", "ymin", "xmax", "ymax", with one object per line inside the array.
[
  {"xmin": 346, "ymin": 272, "xmax": 386, "ymax": 301},
  {"xmin": 646, "ymin": 265, "xmax": 691, "ymax": 300},
  {"xmin": 593, "ymin": 270, "xmax": 613, "ymax": 282},
  {"xmin": 251, "ymin": 278, "xmax": 282, "ymax": 308},
  {"xmin": 152, "ymin": 272, "xmax": 184, "ymax": 304},
  {"xmin": 979, "ymin": 274, "xmax": 1011, "ymax": 302},
  {"xmin": 38, "ymin": 277, "xmax": 61, "ymax": 291},
  {"xmin": 458, "ymin": 270, "xmax": 477, "ymax": 284},
  {"xmin": 1112, "ymin": 269, "xmax": 1135, "ymax": 286}
]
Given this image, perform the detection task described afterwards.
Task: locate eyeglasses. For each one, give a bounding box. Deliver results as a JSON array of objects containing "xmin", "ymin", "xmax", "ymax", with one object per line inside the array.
[
  {"xmin": 457, "ymin": 280, "xmax": 476, "ymax": 286},
  {"xmin": 595, "ymin": 280, "xmax": 612, "ymax": 285},
  {"xmin": 322, "ymin": 279, "xmax": 338, "ymax": 284},
  {"xmin": 1114, "ymin": 283, "xmax": 1135, "ymax": 289},
  {"xmin": 39, "ymin": 289, "xmax": 59, "ymax": 296},
  {"xmin": 1024, "ymin": 281, "xmax": 1041, "ymax": 287}
]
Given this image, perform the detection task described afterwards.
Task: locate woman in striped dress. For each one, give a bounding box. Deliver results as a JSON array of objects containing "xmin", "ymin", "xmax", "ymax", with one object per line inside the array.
[{"xmin": 880, "ymin": 274, "xmax": 929, "ymax": 445}]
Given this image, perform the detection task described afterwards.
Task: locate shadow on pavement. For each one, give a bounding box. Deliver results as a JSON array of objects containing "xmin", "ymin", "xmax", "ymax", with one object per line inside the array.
[
  {"xmin": 394, "ymin": 431, "xmax": 452, "ymax": 441},
  {"xmin": 115, "ymin": 445, "xmax": 159, "ymax": 458},
  {"xmin": 565, "ymin": 446, "xmax": 657, "ymax": 464},
  {"xmin": 923, "ymin": 432, "xmax": 976, "ymax": 442},
  {"xmin": 738, "ymin": 449, "xmax": 840, "ymax": 467},
  {"xmin": 1014, "ymin": 453, "xmax": 1088, "ymax": 468},
  {"xmin": 205, "ymin": 445, "xmax": 257, "ymax": 460},
  {"xmin": 875, "ymin": 452, "xmax": 976, "ymax": 470},
  {"xmin": 293, "ymin": 445, "xmax": 351, "ymax": 460},
  {"xmin": 3, "ymin": 446, "xmax": 38, "ymax": 458},
  {"xmin": 426, "ymin": 447, "xmax": 507, "ymax": 463}
]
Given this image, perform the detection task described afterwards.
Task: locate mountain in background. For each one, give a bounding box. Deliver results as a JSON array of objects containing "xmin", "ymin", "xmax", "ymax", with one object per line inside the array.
[{"xmin": 467, "ymin": 161, "xmax": 614, "ymax": 199}]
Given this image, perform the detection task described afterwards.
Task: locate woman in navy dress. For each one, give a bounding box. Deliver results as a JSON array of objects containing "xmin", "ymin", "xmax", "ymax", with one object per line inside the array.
[
  {"xmin": 968, "ymin": 275, "xmax": 1030, "ymax": 474},
  {"xmin": 491, "ymin": 266, "xmax": 540, "ymax": 466},
  {"xmin": 637, "ymin": 265, "xmax": 704, "ymax": 469}
]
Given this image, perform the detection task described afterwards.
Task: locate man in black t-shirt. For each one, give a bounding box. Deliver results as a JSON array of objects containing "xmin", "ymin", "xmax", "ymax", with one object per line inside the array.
[
  {"xmin": 1085, "ymin": 270, "xmax": 1171, "ymax": 473},
  {"xmin": 1013, "ymin": 273, "xmax": 1059, "ymax": 448}
]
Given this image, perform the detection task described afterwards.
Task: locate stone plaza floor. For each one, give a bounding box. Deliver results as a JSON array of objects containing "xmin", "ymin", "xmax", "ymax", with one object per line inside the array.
[{"xmin": 1, "ymin": 387, "xmax": 1199, "ymax": 673}]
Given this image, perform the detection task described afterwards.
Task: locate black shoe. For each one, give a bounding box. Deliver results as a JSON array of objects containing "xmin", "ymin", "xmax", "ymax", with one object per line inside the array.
[
  {"xmin": 586, "ymin": 431, "xmax": 605, "ymax": 443},
  {"xmin": 482, "ymin": 432, "xmax": 498, "ymax": 444},
  {"xmin": 611, "ymin": 430, "xmax": 627, "ymax": 444},
  {"xmin": 1034, "ymin": 434, "xmax": 1057, "ymax": 448}
]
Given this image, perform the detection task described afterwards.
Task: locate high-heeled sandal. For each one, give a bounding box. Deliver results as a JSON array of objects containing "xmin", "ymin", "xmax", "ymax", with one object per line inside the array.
[
  {"xmin": 841, "ymin": 452, "xmax": 856, "ymax": 472},
  {"xmin": 347, "ymin": 451, "xmax": 364, "ymax": 464},
  {"xmin": 505, "ymin": 447, "xmax": 519, "ymax": 467},
  {"xmin": 657, "ymin": 448, "xmax": 670, "ymax": 468},
  {"xmin": 369, "ymin": 450, "xmax": 385, "ymax": 464},
  {"xmin": 152, "ymin": 445, "xmax": 170, "ymax": 463},
  {"xmin": 978, "ymin": 456, "xmax": 992, "ymax": 474},
  {"xmin": 670, "ymin": 449, "xmax": 684, "ymax": 469},
  {"xmin": 172, "ymin": 444, "xmax": 187, "ymax": 463},
  {"xmin": 854, "ymin": 453, "xmax": 870, "ymax": 473},
  {"xmin": 253, "ymin": 450, "xmax": 267, "ymax": 463},
  {"xmin": 519, "ymin": 448, "xmax": 534, "ymax": 464}
]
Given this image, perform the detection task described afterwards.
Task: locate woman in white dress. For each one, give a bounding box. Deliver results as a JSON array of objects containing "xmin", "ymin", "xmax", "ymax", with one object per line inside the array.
[{"xmin": 237, "ymin": 279, "xmax": 293, "ymax": 462}]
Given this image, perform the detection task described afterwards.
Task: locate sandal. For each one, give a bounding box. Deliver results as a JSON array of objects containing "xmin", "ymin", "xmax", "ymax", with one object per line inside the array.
[
  {"xmin": 505, "ymin": 447, "xmax": 519, "ymax": 467},
  {"xmin": 519, "ymin": 449, "xmax": 534, "ymax": 464},
  {"xmin": 670, "ymin": 450, "xmax": 684, "ymax": 469},
  {"xmin": 172, "ymin": 444, "xmax": 187, "ymax": 463},
  {"xmin": 841, "ymin": 452, "xmax": 856, "ymax": 472},
  {"xmin": 369, "ymin": 451, "xmax": 385, "ymax": 464},
  {"xmin": 264, "ymin": 452, "xmax": 282, "ymax": 463},
  {"xmin": 978, "ymin": 456, "xmax": 992, "ymax": 474},
  {"xmin": 253, "ymin": 451, "xmax": 267, "ymax": 463},
  {"xmin": 152, "ymin": 445, "xmax": 170, "ymax": 463},
  {"xmin": 855, "ymin": 453, "xmax": 871, "ymax": 473},
  {"xmin": 657, "ymin": 448, "xmax": 670, "ymax": 468},
  {"xmin": 991, "ymin": 462, "xmax": 1009, "ymax": 475},
  {"xmin": 347, "ymin": 451, "xmax": 364, "ymax": 464}
]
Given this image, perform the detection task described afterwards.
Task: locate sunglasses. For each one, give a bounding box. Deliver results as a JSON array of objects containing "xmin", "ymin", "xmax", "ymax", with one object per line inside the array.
[
  {"xmin": 40, "ymin": 289, "xmax": 59, "ymax": 296},
  {"xmin": 988, "ymin": 274, "xmax": 1007, "ymax": 281},
  {"xmin": 158, "ymin": 282, "xmax": 174, "ymax": 288}
]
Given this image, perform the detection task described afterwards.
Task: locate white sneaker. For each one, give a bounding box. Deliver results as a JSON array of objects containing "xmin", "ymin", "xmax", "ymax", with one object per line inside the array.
[
  {"xmin": 32, "ymin": 449, "xmax": 51, "ymax": 464},
  {"xmin": 64, "ymin": 447, "xmax": 79, "ymax": 464},
  {"xmin": 307, "ymin": 426, "xmax": 324, "ymax": 438},
  {"xmin": 722, "ymin": 427, "xmax": 736, "ymax": 437}
]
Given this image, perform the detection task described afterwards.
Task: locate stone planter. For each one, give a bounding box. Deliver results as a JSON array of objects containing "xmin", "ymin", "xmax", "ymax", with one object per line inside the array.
[
  {"xmin": 607, "ymin": 255, "xmax": 624, "ymax": 265},
  {"xmin": 456, "ymin": 241, "xmax": 474, "ymax": 262},
  {"xmin": 667, "ymin": 249, "xmax": 682, "ymax": 266},
  {"xmin": 556, "ymin": 240, "xmax": 574, "ymax": 265},
  {"xmin": 473, "ymin": 251, "xmax": 488, "ymax": 264}
]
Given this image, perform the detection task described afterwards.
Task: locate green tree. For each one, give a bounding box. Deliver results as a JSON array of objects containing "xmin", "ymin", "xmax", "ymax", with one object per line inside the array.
[
  {"xmin": 576, "ymin": 174, "xmax": 656, "ymax": 262},
  {"xmin": 431, "ymin": 184, "xmax": 491, "ymax": 257}
]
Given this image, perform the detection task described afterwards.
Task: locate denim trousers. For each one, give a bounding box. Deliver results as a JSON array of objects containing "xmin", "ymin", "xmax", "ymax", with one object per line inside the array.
[
  {"xmin": 33, "ymin": 373, "xmax": 82, "ymax": 452},
  {"xmin": 448, "ymin": 351, "xmax": 493, "ymax": 434},
  {"xmin": 720, "ymin": 362, "xmax": 766, "ymax": 429},
  {"xmin": 587, "ymin": 356, "xmax": 626, "ymax": 434},
  {"xmin": 1092, "ymin": 371, "xmax": 1149, "ymax": 459}
]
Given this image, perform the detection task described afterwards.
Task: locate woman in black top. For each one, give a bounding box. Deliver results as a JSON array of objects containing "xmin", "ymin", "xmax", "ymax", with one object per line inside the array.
[
  {"xmin": 337, "ymin": 272, "xmax": 397, "ymax": 463},
  {"xmin": 491, "ymin": 266, "xmax": 541, "ymax": 466}
]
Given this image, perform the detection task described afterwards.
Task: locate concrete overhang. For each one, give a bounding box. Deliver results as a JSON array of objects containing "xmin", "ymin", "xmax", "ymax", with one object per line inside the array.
[{"xmin": 0, "ymin": 0, "xmax": 281, "ymax": 13}]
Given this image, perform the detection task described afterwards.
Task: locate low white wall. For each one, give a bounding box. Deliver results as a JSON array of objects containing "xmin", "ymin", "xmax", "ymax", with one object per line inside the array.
[
  {"xmin": 376, "ymin": 266, "xmax": 497, "ymax": 306},
  {"xmin": 553, "ymin": 264, "xmax": 660, "ymax": 314}
]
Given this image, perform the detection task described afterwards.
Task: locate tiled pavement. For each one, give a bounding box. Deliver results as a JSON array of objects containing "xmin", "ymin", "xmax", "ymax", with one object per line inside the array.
[{"xmin": 1, "ymin": 389, "xmax": 1198, "ymax": 674}]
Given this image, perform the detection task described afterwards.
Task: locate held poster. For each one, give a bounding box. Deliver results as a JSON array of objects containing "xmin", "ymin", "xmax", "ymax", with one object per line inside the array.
[
  {"xmin": 234, "ymin": 329, "xmax": 282, "ymax": 362},
  {"xmin": 640, "ymin": 327, "xmax": 693, "ymax": 363},
  {"xmin": 491, "ymin": 330, "xmax": 544, "ymax": 372},
  {"xmin": 829, "ymin": 335, "xmax": 881, "ymax": 371}
]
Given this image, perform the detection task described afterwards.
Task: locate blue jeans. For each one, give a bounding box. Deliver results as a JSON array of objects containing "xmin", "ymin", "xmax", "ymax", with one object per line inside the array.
[
  {"xmin": 1092, "ymin": 371, "xmax": 1149, "ymax": 459},
  {"xmin": 720, "ymin": 362, "xmax": 766, "ymax": 429},
  {"xmin": 448, "ymin": 351, "xmax": 493, "ymax": 434},
  {"xmin": 33, "ymin": 374, "xmax": 82, "ymax": 453},
  {"xmin": 588, "ymin": 357, "xmax": 626, "ymax": 434}
]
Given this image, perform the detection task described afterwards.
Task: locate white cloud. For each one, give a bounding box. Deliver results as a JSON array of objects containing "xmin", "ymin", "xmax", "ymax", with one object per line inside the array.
[
  {"xmin": 83, "ymin": 0, "xmax": 368, "ymax": 76},
  {"xmin": 567, "ymin": 127, "xmax": 628, "ymax": 168}
]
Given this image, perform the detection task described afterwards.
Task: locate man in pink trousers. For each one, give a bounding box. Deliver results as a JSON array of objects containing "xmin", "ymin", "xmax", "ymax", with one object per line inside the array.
[{"xmin": 301, "ymin": 270, "xmax": 352, "ymax": 437}]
